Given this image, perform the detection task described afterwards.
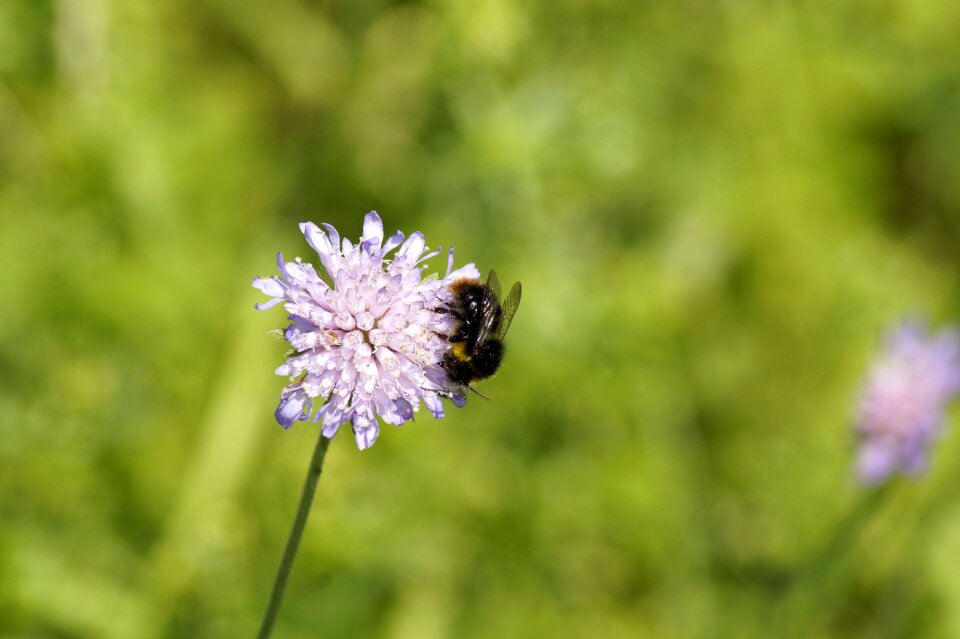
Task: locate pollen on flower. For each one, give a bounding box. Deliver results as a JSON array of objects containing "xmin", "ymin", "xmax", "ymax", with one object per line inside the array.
[
  {"xmin": 253, "ymin": 212, "xmax": 479, "ymax": 450},
  {"xmin": 855, "ymin": 320, "xmax": 960, "ymax": 485}
]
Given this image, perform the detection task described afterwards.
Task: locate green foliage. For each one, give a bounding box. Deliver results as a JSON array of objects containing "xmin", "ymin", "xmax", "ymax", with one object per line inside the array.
[{"xmin": 2, "ymin": 0, "xmax": 960, "ymax": 637}]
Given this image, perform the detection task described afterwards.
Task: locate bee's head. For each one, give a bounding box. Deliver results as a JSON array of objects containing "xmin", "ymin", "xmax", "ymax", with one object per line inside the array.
[{"xmin": 471, "ymin": 340, "xmax": 504, "ymax": 378}]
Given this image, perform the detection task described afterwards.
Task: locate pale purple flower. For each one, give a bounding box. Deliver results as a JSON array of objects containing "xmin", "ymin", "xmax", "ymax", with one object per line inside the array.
[
  {"xmin": 253, "ymin": 212, "xmax": 478, "ymax": 450},
  {"xmin": 855, "ymin": 320, "xmax": 960, "ymax": 484}
]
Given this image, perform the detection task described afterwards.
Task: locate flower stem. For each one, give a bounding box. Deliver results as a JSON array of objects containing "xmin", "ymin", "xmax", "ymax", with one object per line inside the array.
[
  {"xmin": 770, "ymin": 483, "xmax": 893, "ymax": 632},
  {"xmin": 256, "ymin": 431, "xmax": 332, "ymax": 639},
  {"xmin": 801, "ymin": 482, "xmax": 891, "ymax": 578}
]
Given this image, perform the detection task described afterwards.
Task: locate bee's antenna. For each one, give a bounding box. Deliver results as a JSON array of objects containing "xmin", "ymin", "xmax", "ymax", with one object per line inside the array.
[{"xmin": 468, "ymin": 385, "xmax": 491, "ymax": 401}]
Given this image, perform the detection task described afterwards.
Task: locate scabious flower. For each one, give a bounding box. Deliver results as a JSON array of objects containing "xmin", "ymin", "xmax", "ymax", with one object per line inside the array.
[
  {"xmin": 855, "ymin": 320, "xmax": 960, "ymax": 484},
  {"xmin": 253, "ymin": 212, "xmax": 478, "ymax": 450}
]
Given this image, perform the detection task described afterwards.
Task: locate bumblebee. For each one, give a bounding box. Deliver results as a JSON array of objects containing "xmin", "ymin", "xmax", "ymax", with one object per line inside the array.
[{"xmin": 441, "ymin": 269, "xmax": 522, "ymax": 390}]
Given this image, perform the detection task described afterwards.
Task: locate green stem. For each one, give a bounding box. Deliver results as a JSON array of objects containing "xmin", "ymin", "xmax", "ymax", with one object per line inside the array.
[
  {"xmin": 772, "ymin": 483, "xmax": 893, "ymax": 636},
  {"xmin": 256, "ymin": 431, "xmax": 332, "ymax": 639}
]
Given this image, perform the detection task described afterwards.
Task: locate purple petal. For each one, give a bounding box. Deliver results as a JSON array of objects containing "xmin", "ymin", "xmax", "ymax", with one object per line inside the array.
[
  {"xmin": 445, "ymin": 247, "xmax": 455, "ymax": 276},
  {"xmin": 450, "ymin": 391, "xmax": 467, "ymax": 408},
  {"xmin": 899, "ymin": 439, "xmax": 930, "ymax": 475},
  {"xmin": 397, "ymin": 231, "xmax": 425, "ymax": 263},
  {"xmin": 394, "ymin": 398, "xmax": 414, "ymax": 421},
  {"xmin": 301, "ymin": 221, "xmax": 343, "ymax": 278},
  {"xmin": 283, "ymin": 261, "xmax": 309, "ymax": 284},
  {"xmin": 275, "ymin": 390, "xmax": 311, "ymax": 429},
  {"xmin": 254, "ymin": 298, "xmax": 285, "ymax": 311},
  {"xmin": 275, "ymin": 359, "xmax": 303, "ymax": 376},
  {"xmin": 322, "ymin": 421, "xmax": 342, "ymax": 438},
  {"xmin": 424, "ymin": 394, "xmax": 445, "ymax": 419},
  {"xmin": 318, "ymin": 403, "xmax": 346, "ymax": 436},
  {"xmin": 382, "ymin": 230, "xmax": 405, "ymax": 255},
  {"xmin": 416, "ymin": 247, "xmax": 442, "ymax": 265},
  {"xmin": 321, "ymin": 223, "xmax": 340, "ymax": 248},
  {"xmin": 354, "ymin": 424, "xmax": 380, "ymax": 450},
  {"xmin": 362, "ymin": 211, "xmax": 384, "ymax": 245},
  {"xmin": 300, "ymin": 222, "xmax": 330, "ymax": 256},
  {"xmin": 857, "ymin": 440, "xmax": 896, "ymax": 485},
  {"xmin": 253, "ymin": 276, "xmax": 285, "ymax": 297}
]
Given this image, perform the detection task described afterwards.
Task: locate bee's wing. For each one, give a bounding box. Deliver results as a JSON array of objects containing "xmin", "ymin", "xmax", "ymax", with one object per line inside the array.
[
  {"xmin": 485, "ymin": 269, "xmax": 502, "ymax": 301},
  {"xmin": 475, "ymin": 270, "xmax": 503, "ymax": 345},
  {"xmin": 495, "ymin": 281, "xmax": 522, "ymax": 340}
]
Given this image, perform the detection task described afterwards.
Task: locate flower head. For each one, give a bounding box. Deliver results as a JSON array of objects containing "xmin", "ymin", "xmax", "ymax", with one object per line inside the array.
[
  {"xmin": 855, "ymin": 320, "xmax": 960, "ymax": 484},
  {"xmin": 253, "ymin": 212, "xmax": 478, "ymax": 449}
]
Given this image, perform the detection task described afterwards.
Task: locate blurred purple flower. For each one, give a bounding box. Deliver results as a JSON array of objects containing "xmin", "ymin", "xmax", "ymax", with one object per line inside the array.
[
  {"xmin": 253, "ymin": 212, "xmax": 478, "ymax": 450},
  {"xmin": 856, "ymin": 320, "xmax": 960, "ymax": 484}
]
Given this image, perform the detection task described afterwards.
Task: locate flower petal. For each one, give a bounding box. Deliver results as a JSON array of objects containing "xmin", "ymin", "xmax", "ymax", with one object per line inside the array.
[
  {"xmin": 394, "ymin": 398, "xmax": 414, "ymax": 421},
  {"xmin": 321, "ymin": 223, "xmax": 340, "ymax": 248},
  {"xmin": 424, "ymin": 394, "xmax": 445, "ymax": 419},
  {"xmin": 857, "ymin": 440, "xmax": 896, "ymax": 485},
  {"xmin": 354, "ymin": 424, "xmax": 380, "ymax": 450},
  {"xmin": 255, "ymin": 297, "xmax": 285, "ymax": 311},
  {"xmin": 397, "ymin": 231, "xmax": 426, "ymax": 263},
  {"xmin": 449, "ymin": 391, "xmax": 467, "ymax": 408},
  {"xmin": 362, "ymin": 211, "xmax": 384, "ymax": 246},
  {"xmin": 445, "ymin": 247, "xmax": 455, "ymax": 276},
  {"xmin": 300, "ymin": 222, "xmax": 331, "ymax": 256},
  {"xmin": 446, "ymin": 263, "xmax": 481, "ymax": 281},
  {"xmin": 322, "ymin": 420, "xmax": 343, "ymax": 438},
  {"xmin": 253, "ymin": 276, "xmax": 285, "ymax": 298},
  {"xmin": 275, "ymin": 390, "xmax": 311, "ymax": 429},
  {"xmin": 275, "ymin": 359, "xmax": 304, "ymax": 376},
  {"xmin": 415, "ymin": 247, "xmax": 442, "ymax": 265},
  {"xmin": 383, "ymin": 230, "xmax": 405, "ymax": 255}
]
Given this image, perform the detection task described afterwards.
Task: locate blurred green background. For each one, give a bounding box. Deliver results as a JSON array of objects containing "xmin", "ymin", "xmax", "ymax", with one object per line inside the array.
[{"xmin": 3, "ymin": 0, "xmax": 960, "ymax": 637}]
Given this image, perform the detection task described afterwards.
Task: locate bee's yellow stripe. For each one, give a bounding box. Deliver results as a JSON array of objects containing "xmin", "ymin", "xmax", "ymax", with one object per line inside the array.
[{"xmin": 451, "ymin": 341, "xmax": 470, "ymax": 361}]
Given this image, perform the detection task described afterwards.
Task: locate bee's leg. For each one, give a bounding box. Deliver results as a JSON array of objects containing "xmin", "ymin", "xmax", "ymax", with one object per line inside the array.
[{"xmin": 435, "ymin": 307, "xmax": 465, "ymax": 321}]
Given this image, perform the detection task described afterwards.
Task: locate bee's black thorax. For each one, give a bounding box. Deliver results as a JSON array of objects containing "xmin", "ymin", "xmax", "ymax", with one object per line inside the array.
[
  {"xmin": 442, "ymin": 278, "xmax": 505, "ymax": 384},
  {"xmin": 448, "ymin": 282, "xmax": 494, "ymax": 348}
]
